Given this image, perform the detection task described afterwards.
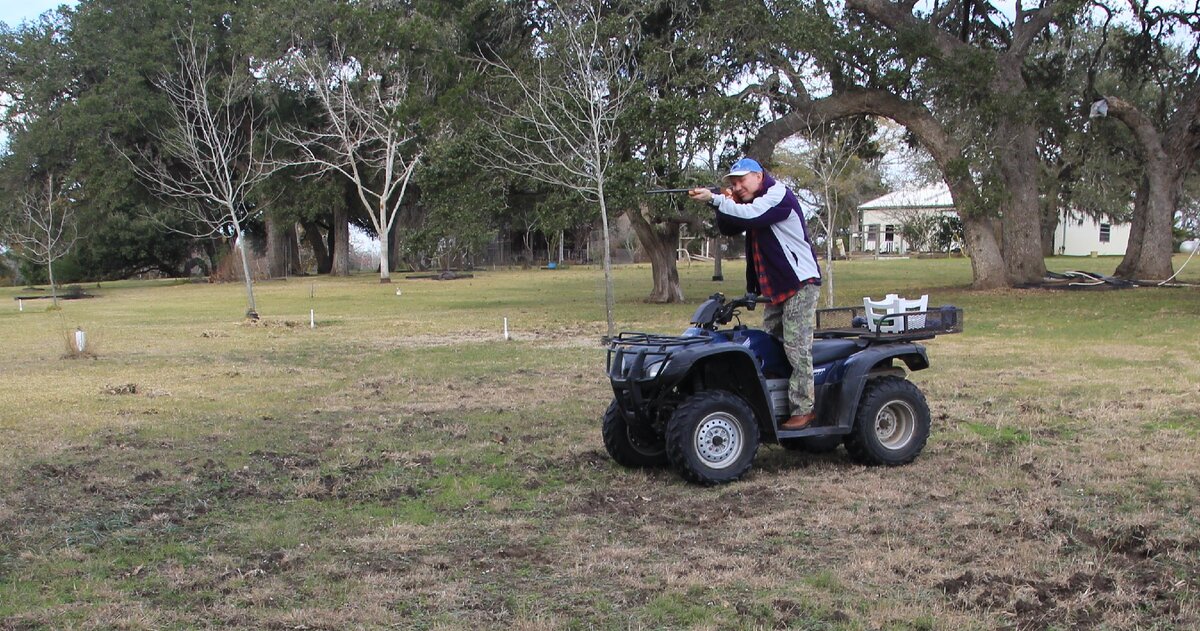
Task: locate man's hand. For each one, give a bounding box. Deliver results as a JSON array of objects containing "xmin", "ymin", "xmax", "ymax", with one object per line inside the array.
[{"xmin": 688, "ymin": 187, "xmax": 735, "ymax": 202}]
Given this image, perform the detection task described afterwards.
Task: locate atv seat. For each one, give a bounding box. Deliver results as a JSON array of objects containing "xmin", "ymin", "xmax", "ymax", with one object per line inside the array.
[{"xmin": 812, "ymin": 339, "xmax": 861, "ymax": 365}]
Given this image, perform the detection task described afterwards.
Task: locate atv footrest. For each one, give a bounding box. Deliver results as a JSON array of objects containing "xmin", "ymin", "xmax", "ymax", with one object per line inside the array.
[{"xmin": 775, "ymin": 425, "xmax": 847, "ymax": 440}]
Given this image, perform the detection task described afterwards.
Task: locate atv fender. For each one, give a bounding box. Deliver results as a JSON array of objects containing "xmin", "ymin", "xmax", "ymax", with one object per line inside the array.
[
  {"xmin": 832, "ymin": 344, "xmax": 929, "ymax": 429},
  {"xmin": 656, "ymin": 344, "xmax": 774, "ymax": 431}
]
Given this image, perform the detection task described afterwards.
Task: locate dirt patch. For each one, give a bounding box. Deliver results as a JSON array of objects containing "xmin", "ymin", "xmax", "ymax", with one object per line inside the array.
[
  {"xmin": 239, "ymin": 318, "xmax": 305, "ymax": 328},
  {"xmin": 576, "ymin": 489, "xmax": 657, "ymax": 519},
  {"xmin": 28, "ymin": 461, "xmax": 85, "ymax": 480}
]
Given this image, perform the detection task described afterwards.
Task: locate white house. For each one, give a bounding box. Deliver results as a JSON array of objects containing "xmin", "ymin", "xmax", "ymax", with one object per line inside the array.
[
  {"xmin": 858, "ymin": 185, "xmax": 957, "ymax": 254},
  {"xmin": 857, "ymin": 184, "xmax": 1130, "ymax": 256}
]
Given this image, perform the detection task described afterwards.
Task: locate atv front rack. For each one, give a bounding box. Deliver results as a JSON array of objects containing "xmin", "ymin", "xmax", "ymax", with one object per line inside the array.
[
  {"xmin": 606, "ymin": 332, "xmax": 709, "ymax": 379},
  {"xmin": 815, "ymin": 306, "xmax": 963, "ymax": 342}
]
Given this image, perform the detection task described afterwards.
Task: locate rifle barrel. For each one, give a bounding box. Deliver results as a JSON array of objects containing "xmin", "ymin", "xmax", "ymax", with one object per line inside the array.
[{"xmin": 646, "ymin": 186, "xmax": 719, "ymax": 194}]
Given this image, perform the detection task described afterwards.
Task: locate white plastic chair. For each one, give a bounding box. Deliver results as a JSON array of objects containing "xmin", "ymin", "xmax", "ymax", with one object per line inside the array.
[
  {"xmin": 863, "ymin": 294, "xmax": 928, "ymax": 333},
  {"xmin": 898, "ymin": 295, "xmax": 928, "ymax": 329},
  {"xmin": 863, "ymin": 294, "xmax": 899, "ymax": 333}
]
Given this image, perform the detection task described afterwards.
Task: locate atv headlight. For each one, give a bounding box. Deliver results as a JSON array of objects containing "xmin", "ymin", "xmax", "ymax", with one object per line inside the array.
[{"xmin": 645, "ymin": 359, "xmax": 668, "ymax": 379}]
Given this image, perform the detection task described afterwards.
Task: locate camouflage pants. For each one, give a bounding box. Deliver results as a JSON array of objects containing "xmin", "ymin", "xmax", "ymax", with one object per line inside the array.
[{"xmin": 762, "ymin": 284, "xmax": 819, "ymax": 416}]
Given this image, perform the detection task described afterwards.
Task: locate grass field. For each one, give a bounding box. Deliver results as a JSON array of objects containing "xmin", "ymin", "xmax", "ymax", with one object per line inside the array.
[{"xmin": 1, "ymin": 255, "xmax": 1198, "ymax": 630}]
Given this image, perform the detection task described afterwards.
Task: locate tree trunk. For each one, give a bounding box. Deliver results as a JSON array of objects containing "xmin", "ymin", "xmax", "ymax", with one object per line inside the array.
[
  {"xmin": 378, "ymin": 203, "xmax": 392, "ymax": 282},
  {"xmin": 286, "ymin": 223, "xmax": 302, "ymax": 275},
  {"xmin": 47, "ymin": 260, "xmax": 58, "ymax": 308},
  {"xmin": 1140, "ymin": 169, "xmax": 1179, "ymax": 279},
  {"xmin": 1104, "ymin": 94, "xmax": 1196, "ymax": 280},
  {"xmin": 625, "ymin": 204, "xmax": 685, "ymax": 303},
  {"xmin": 1116, "ymin": 169, "xmax": 1177, "ymax": 280},
  {"xmin": 712, "ymin": 237, "xmax": 724, "ymax": 281},
  {"xmin": 379, "ymin": 237, "xmax": 391, "ymax": 282},
  {"xmin": 1040, "ymin": 211, "xmax": 1059, "ymax": 258},
  {"xmin": 961, "ymin": 216, "xmax": 1007, "ymax": 289},
  {"xmin": 332, "ymin": 203, "xmax": 351, "ymax": 276},
  {"xmin": 996, "ymin": 118, "xmax": 1047, "ymax": 285},
  {"xmin": 233, "ymin": 224, "xmax": 258, "ymax": 318},
  {"xmin": 266, "ymin": 216, "xmax": 291, "ymax": 278},
  {"xmin": 302, "ymin": 221, "xmax": 332, "ymax": 274},
  {"xmin": 1040, "ymin": 187, "xmax": 1060, "ymax": 258},
  {"xmin": 597, "ymin": 183, "xmax": 616, "ymax": 339},
  {"xmin": 522, "ymin": 227, "xmax": 535, "ymax": 267},
  {"xmin": 938, "ymin": 169, "xmax": 1008, "ymax": 289}
]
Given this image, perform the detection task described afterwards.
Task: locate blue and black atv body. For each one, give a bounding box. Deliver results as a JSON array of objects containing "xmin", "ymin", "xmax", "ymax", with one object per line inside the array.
[{"xmin": 603, "ymin": 293, "xmax": 963, "ymax": 485}]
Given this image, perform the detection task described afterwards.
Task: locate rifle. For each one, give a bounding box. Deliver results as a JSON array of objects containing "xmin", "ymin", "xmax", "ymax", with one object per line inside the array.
[{"xmin": 646, "ymin": 186, "xmax": 720, "ymax": 195}]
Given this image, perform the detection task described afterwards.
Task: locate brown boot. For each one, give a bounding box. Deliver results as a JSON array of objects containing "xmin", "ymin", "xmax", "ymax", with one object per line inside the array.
[{"xmin": 781, "ymin": 412, "xmax": 816, "ymax": 430}]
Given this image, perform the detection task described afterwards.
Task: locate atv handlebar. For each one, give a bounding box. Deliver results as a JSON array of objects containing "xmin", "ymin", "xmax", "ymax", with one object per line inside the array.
[{"xmin": 691, "ymin": 292, "xmax": 769, "ymax": 330}]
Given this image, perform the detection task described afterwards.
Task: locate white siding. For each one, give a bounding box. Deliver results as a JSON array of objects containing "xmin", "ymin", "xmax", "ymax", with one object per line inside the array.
[{"xmin": 1053, "ymin": 214, "xmax": 1130, "ymax": 256}]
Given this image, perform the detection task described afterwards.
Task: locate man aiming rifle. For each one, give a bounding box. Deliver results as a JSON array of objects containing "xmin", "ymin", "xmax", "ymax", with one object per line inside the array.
[{"xmin": 687, "ymin": 158, "xmax": 823, "ymax": 430}]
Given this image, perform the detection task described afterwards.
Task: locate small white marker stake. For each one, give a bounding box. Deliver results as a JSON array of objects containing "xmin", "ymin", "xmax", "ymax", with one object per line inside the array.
[
  {"xmin": 503, "ymin": 317, "xmax": 510, "ymax": 341},
  {"xmin": 18, "ymin": 299, "xmax": 23, "ymax": 312},
  {"xmin": 75, "ymin": 328, "xmax": 86, "ymax": 353},
  {"xmin": 310, "ymin": 309, "xmax": 316, "ymax": 329}
]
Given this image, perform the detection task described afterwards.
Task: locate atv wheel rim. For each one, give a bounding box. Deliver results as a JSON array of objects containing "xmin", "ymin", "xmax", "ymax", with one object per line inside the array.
[
  {"xmin": 694, "ymin": 413, "xmax": 743, "ymax": 469},
  {"xmin": 875, "ymin": 400, "xmax": 916, "ymax": 450}
]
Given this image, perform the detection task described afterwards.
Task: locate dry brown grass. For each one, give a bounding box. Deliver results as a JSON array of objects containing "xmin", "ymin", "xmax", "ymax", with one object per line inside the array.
[{"xmin": 1, "ymin": 261, "xmax": 1198, "ymax": 629}]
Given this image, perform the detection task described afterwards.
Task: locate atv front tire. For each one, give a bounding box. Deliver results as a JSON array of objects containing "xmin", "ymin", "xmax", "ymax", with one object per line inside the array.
[
  {"xmin": 666, "ymin": 391, "xmax": 760, "ymax": 485},
  {"xmin": 845, "ymin": 377, "xmax": 930, "ymax": 466},
  {"xmin": 602, "ymin": 399, "xmax": 668, "ymax": 468}
]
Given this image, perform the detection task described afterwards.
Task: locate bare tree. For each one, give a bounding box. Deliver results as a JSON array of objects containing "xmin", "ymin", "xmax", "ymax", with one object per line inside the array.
[
  {"xmin": 1, "ymin": 173, "xmax": 77, "ymax": 307},
  {"xmin": 275, "ymin": 44, "xmax": 426, "ymax": 283},
  {"xmin": 123, "ymin": 30, "xmax": 272, "ymax": 319},
  {"xmin": 477, "ymin": 0, "xmax": 636, "ymax": 339}
]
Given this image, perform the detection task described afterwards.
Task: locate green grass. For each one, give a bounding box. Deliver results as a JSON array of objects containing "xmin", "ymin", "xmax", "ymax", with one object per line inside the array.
[{"xmin": 1, "ymin": 255, "xmax": 1199, "ymax": 629}]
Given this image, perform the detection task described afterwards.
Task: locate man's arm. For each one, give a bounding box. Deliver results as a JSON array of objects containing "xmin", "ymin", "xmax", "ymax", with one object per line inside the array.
[{"xmin": 710, "ymin": 181, "xmax": 792, "ymax": 227}]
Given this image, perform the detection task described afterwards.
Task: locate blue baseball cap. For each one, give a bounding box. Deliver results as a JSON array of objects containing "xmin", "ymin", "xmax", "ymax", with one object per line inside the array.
[{"xmin": 725, "ymin": 157, "xmax": 763, "ymax": 179}]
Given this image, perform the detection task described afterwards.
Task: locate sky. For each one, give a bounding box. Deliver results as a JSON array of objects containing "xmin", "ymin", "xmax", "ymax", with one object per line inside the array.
[{"xmin": 0, "ymin": 1, "xmax": 76, "ymax": 28}]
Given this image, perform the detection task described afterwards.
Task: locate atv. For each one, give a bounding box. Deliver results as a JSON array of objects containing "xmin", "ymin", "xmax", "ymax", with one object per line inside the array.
[{"xmin": 602, "ymin": 293, "xmax": 962, "ymax": 485}]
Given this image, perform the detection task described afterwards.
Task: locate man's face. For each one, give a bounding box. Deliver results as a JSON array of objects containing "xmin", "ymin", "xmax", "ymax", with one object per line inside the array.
[{"xmin": 728, "ymin": 172, "xmax": 763, "ymax": 202}]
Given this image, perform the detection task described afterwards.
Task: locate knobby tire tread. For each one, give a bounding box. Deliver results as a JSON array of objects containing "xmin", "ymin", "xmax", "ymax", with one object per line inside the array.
[
  {"xmin": 602, "ymin": 399, "xmax": 668, "ymax": 468},
  {"xmin": 665, "ymin": 390, "xmax": 759, "ymax": 485},
  {"xmin": 844, "ymin": 376, "xmax": 930, "ymax": 466}
]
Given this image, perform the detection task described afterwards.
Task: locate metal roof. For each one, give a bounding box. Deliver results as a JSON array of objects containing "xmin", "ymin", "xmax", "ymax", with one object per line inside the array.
[{"xmin": 859, "ymin": 184, "xmax": 954, "ymax": 210}]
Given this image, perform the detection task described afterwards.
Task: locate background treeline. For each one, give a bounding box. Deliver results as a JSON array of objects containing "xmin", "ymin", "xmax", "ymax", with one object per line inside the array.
[{"xmin": 0, "ymin": 0, "xmax": 1197, "ymax": 300}]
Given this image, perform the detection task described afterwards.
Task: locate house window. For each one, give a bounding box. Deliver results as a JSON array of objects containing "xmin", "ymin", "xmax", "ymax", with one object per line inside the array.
[
  {"xmin": 883, "ymin": 225, "xmax": 896, "ymax": 253},
  {"xmin": 866, "ymin": 224, "xmax": 879, "ymax": 248},
  {"xmin": 1099, "ymin": 223, "xmax": 1111, "ymax": 243}
]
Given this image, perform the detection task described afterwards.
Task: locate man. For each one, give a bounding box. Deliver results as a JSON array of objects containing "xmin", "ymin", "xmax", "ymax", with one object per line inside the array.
[{"xmin": 689, "ymin": 158, "xmax": 822, "ymax": 430}]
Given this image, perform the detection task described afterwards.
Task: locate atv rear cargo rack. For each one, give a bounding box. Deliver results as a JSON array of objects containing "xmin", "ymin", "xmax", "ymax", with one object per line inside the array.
[{"xmin": 815, "ymin": 306, "xmax": 963, "ymax": 342}]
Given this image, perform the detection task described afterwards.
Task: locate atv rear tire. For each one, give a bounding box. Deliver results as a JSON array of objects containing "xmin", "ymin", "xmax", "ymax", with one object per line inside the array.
[
  {"xmin": 666, "ymin": 391, "xmax": 760, "ymax": 485},
  {"xmin": 845, "ymin": 377, "xmax": 930, "ymax": 466},
  {"xmin": 602, "ymin": 399, "xmax": 668, "ymax": 468}
]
